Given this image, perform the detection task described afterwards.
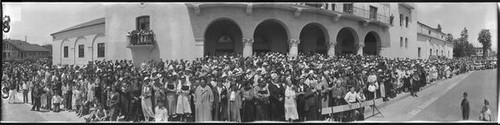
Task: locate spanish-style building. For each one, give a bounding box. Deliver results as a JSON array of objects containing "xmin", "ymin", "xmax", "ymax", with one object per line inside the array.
[
  {"xmin": 416, "ymin": 22, "xmax": 453, "ymax": 59},
  {"xmin": 51, "ymin": 3, "xmax": 453, "ymax": 66},
  {"xmin": 3, "ymin": 39, "xmax": 51, "ymax": 61}
]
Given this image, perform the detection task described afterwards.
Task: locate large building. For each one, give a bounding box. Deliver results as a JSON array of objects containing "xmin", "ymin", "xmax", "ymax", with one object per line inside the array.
[
  {"xmin": 3, "ymin": 39, "xmax": 51, "ymax": 61},
  {"xmin": 51, "ymin": 3, "xmax": 453, "ymax": 66}
]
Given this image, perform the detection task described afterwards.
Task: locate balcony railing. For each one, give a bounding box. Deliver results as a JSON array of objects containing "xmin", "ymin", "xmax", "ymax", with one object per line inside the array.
[
  {"xmin": 127, "ymin": 30, "xmax": 156, "ymax": 46},
  {"xmin": 294, "ymin": 3, "xmax": 389, "ymax": 25},
  {"xmin": 351, "ymin": 7, "xmax": 390, "ymax": 24}
]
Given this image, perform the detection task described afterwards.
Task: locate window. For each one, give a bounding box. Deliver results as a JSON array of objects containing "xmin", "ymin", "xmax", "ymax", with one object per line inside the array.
[
  {"xmin": 97, "ymin": 43, "xmax": 105, "ymax": 58},
  {"xmin": 78, "ymin": 45, "xmax": 84, "ymax": 58},
  {"xmin": 369, "ymin": 6, "xmax": 378, "ymax": 20},
  {"xmin": 331, "ymin": 4, "xmax": 335, "ymax": 10},
  {"xmin": 405, "ymin": 16, "xmax": 409, "ymax": 28},
  {"xmin": 418, "ymin": 47, "xmax": 421, "ymax": 58},
  {"xmin": 7, "ymin": 52, "xmax": 10, "ymax": 58},
  {"xmin": 405, "ymin": 38, "xmax": 408, "ymax": 48},
  {"xmin": 64, "ymin": 46, "xmax": 68, "ymax": 58},
  {"xmin": 136, "ymin": 16, "xmax": 150, "ymax": 31},
  {"xmin": 428, "ymin": 30, "xmax": 431, "ymax": 35},
  {"xmin": 343, "ymin": 3, "xmax": 353, "ymax": 14},
  {"xmin": 430, "ymin": 49, "xmax": 432, "ymax": 56},
  {"xmin": 400, "ymin": 37, "xmax": 403, "ymax": 47},
  {"xmin": 400, "ymin": 14, "xmax": 403, "ymax": 26}
]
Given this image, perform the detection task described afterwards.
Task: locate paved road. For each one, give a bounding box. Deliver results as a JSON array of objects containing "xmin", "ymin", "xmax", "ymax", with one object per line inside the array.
[
  {"xmin": 365, "ymin": 69, "xmax": 497, "ymax": 122},
  {"xmin": 1, "ymin": 91, "xmax": 84, "ymax": 122}
]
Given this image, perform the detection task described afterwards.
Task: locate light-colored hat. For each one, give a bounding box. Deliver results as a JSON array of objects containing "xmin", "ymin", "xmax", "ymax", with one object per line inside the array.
[{"xmin": 144, "ymin": 77, "xmax": 150, "ymax": 81}]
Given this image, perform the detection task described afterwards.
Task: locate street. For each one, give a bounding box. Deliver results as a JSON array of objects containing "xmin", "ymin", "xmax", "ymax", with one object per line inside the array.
[
  {"xmin": 365, "ymin": 69, "xmax": 497, "ymax": 122},
  {"xmin": 1, "ymin": 90, "xmax": 84, "ymax": 122}
]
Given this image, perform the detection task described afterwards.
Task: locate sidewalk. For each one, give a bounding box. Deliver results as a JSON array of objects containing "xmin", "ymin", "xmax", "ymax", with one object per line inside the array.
[
  {"xmin": 12, "ymin": 91, "xmax": 85, "ymax": 122},
  {"xmin": 362, "ymin": 72, "xmax": 471, "ymax": 119}
]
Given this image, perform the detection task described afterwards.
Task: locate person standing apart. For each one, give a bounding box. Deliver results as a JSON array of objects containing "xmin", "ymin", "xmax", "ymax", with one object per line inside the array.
[
  {"xmin": 479, "ymin": 99, "xmax": 492, "ymax": 121},
  {"xmin": 460, "ymin": 92, "xmax": 469, "ymax": 120}
]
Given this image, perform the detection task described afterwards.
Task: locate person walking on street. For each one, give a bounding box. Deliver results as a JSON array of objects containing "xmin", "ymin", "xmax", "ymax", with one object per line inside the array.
[{"xmin": 460, "ymin": 92, "xmax": 469, "ymax": 120}]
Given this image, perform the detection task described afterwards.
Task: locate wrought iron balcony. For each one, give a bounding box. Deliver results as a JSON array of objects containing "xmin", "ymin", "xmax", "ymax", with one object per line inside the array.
[
  {"xmin": 350, "ymin": 7, "xmax": 390, "ymax": 24},
  {"xmin": 126, "ymin": 30, "xmax": 156, "ymax": 47},
  {"xmin": 294, "ymin": 3, "xmax": 390, "ymax": 25}
]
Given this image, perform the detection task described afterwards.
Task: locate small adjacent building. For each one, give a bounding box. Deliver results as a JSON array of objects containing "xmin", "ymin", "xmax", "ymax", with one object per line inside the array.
[
  {"xmin": 2, "ymin": 39, "xmax": 51, "ymax": 61},
  {"xmin": 416, "ymin": 22, "xmax": 453, "ymax": 59}
]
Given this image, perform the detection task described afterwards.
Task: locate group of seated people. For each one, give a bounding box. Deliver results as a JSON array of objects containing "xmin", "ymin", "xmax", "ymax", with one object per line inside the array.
[{"xmin": 1, "ymin": 52, "xmax": 479, "ymax": 122}]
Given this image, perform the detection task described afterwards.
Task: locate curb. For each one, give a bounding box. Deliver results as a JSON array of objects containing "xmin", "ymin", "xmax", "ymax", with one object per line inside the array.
[{"xmin": 364, "ymin": 72, "xmax": 472, "ymax": 115}]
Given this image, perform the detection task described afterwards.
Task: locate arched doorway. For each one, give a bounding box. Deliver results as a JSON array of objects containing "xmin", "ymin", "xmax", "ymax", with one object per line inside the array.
[
  {"xmin": 253, "ymin": 19, "xmax": 289, "ymax": 54},
  {"xmin": 363, "ymin": 31, "xmax": 381, "ymax": 55},
  {"xmin": 299, "ymin": 23, "xmax": 329, "ymax": 55},
  {"xmin": 204, "ymin": 18, "xmax": 243, "ymax": 56},
  {"xmin": 335, "ymin": 27, "xmax": 358, "ymax": 55}
]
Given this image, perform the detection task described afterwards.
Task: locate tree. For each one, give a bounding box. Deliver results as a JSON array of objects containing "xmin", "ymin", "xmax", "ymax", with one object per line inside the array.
[
  {"xmin": 477, "ymin": 29, "xmax": 491, "ymax": 58},
  {"xmin": 460, "ymin": 27, "xmax": 468, "ymax": 43},
  {"xmin": 446, "ymin": 33, "xmax": 453, "ymax": 43}
]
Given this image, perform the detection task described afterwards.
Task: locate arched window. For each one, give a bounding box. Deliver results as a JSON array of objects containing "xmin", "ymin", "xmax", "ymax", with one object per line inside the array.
[{"xmin": 136, "ymin": 16, "xmax": 150, "ymax": 30}]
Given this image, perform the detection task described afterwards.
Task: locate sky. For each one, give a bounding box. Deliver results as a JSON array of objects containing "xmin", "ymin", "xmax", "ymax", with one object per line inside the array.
[
  {"xmin": 416, "ymin": 3, "xmax": 498, "ymax": 52},
  {"xmin": 2, "ymin": 3, "xmax": 498, "ymax": 52}
]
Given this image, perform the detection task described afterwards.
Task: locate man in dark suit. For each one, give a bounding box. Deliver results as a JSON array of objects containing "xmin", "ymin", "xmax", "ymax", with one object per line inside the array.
[
  {"xmin": 268, "ymin": 77, "xmax": 285, "ymax": 121},
  {"xmin": 212, "ymin": 79, "xmax": 228, "ymax": 121}
]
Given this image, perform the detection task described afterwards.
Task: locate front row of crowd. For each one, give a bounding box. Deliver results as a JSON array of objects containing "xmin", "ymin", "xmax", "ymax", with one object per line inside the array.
[{"xmin": 2, "ymin": 53, "xmax": 478, "ymax": 122}]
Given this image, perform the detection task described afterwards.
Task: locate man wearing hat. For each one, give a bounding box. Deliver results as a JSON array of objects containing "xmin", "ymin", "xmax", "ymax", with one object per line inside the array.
[{"xmin": 268, "ymin": 73, "xmax": 285, "ymax": 121}]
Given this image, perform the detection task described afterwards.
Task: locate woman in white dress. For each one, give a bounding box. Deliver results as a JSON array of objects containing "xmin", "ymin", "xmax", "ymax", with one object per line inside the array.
[
  {"xmin": 284, "ymin": 78, "xmax": 299, "ymax": 122},
  {"xmin": 141, "ymin": 77, "xmax": 155, "ymax": 122},
  {"xmin": 175, "ymin": 75, "xmax": 192, "ymax": 122}
]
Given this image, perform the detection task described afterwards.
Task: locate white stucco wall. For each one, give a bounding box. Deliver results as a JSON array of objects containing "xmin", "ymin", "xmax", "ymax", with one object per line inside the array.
[
  {"xmin": 105, "ymin": 3, "xmax": 197, "ymax": 66},
  {"xmin": 52, "ymin": 24, "xmax": 105, "ymax": 66},
  {"xmin": 385, "ymin": 3, "xmax": 417, "ymax": 59}
]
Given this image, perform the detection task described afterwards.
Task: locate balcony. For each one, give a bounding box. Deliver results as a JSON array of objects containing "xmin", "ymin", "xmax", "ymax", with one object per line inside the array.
[
  {"xmin": 126, "ymin": 29, "xmax": 156, "ymax": 48},
  {"xmin": 345, "ymin": 6, "xmax": 390, "ymax": 25},
  {"xmin": 399, "ymin": 3, "xmax": 415, "ymax": 10}
]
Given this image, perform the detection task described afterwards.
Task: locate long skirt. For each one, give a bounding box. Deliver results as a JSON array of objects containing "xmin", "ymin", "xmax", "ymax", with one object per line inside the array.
[
  {"xmin": 166, "ymin": 93, "xmax": 177, "ymax": 115},
  {"xmin": 72, "ymin": 94, "xmax": 77, "ymax": 110},
  {"xmin": 41, "ymin": 94, "xmax": 47, "ymax": 107},
  {"xmin": 255, "ymin": 101, "xmax": 269, "ymax": 121},
  {"xmin": 175, "ymin": 94, "xmax": 191, "ymax": 114},
  {"xmin": 242, "ymin": 100, "xmax": 255, "ymax": 122},
  {"xmin": 284, "ymin": 97, "xmax": 299, "ymax": 120},
  {"xmin": 141, "ymin": 97, "xmax": 155, "ymax": 119},
  {"xmin": 229, "ymin": 101, "xmax": 241, "ymax": 122}
]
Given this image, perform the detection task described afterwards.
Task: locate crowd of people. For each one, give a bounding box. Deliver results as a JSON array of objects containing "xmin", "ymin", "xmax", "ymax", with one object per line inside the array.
[{"xmin": 1, "ymin": 52, "xmax": 484, "ymax": 122}]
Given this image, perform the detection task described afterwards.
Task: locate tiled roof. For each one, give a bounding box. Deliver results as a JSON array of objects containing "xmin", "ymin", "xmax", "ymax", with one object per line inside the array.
[
  {"xmin": 51, "ymin": 17, "xmax": 105, "ymax": 35},
  {"xmin": 3, "ymin": 39, "xmax": 50, "ymax": 52}
]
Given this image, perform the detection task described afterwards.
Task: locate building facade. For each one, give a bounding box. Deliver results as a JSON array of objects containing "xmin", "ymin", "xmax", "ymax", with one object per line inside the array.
[
  {"xmin": 51, "ymin": 3, "xmax": 453, "ymax": 66},
  {"xmin": 416, "ymin": 22, "xmax": 453, "ymax": 59},
  {"xmin": 3, "ymin": 39, "xmax": 51, "ymax": 61}
]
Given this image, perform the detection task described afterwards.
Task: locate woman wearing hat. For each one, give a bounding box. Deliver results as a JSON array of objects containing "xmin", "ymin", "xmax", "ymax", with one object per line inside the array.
[
  {"xmin": 175, "ymin": 75, "xmax": 192, "ymax": 122},
  {"xmin": 254, "ymin": 78, "xmax": 270, "ymax": 121},
  {"xmin": 141, "ymin": 77, "xmax": 155, "ymax": 121},
  {"xmin": 164, "ymin": 74, "xmax": 178, "ymax": 120}
]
